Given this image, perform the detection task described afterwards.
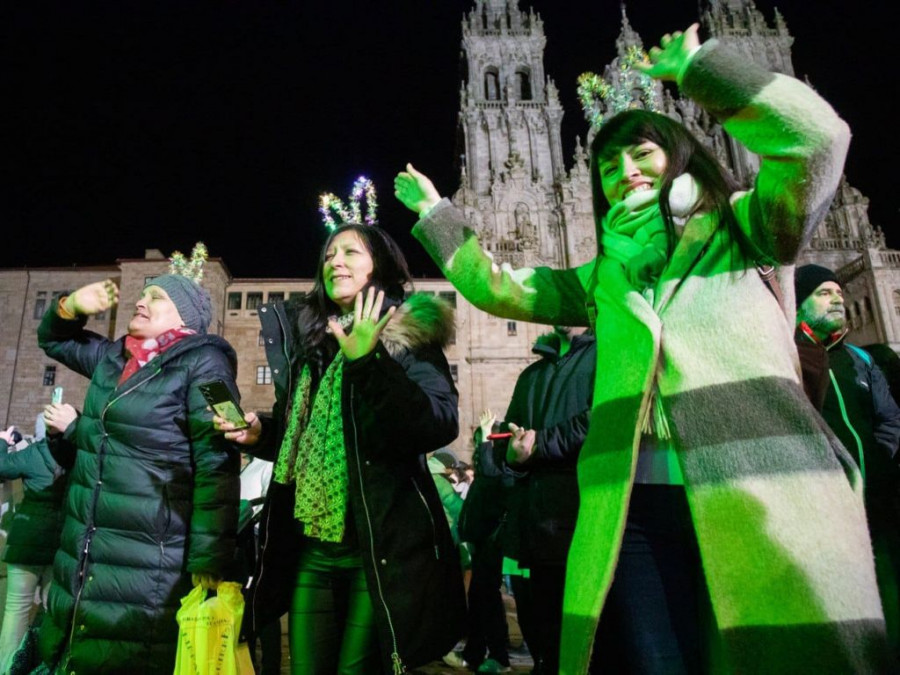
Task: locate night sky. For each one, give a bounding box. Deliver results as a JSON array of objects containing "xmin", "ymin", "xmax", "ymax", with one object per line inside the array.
[{"xmin": 1, "ymin": 1, "xmax": 892, "ymax": 279}]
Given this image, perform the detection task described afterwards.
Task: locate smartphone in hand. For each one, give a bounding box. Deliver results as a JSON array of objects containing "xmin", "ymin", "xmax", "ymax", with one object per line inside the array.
[
  {"xmin": 52, "ymin": 387, "xmax": 64, "ymax": 404},
  {"xmin": 198, "ymin": 380, "xmax": 250, "ymax": 431}
]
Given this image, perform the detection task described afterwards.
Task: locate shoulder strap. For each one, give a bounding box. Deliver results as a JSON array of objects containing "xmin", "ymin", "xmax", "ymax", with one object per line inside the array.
[
  {"xmin": 757, "ymin": 264, "xmax": 784, "ymax": 311},
  {"xmin": 846, "ymin": 343, "xmax": 873, "ymax": 367}
]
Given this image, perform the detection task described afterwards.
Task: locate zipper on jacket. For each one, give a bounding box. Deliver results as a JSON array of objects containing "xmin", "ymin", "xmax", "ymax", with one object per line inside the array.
[
  {"xmin": 272, "ymin": 305, "xmax": 294, "ymax": 427},
  {"xmin": 410, "ymin": 478, "xmax": 440, "ymax": 560},
  {"xmin": 64, "ymin": 368, "xmax": 163, "ymax": 661},
  {"xmin": 350, "ymin": 383, "xmax": 405, "ymax": 672},
  {"xmin": 829, "ymin": 369, "xmax": 866, "ymax": 483}
]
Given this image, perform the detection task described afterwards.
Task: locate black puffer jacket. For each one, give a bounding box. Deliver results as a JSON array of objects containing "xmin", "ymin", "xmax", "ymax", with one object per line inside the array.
[
  {"xmin": 503, "ymin": 332, "xmax": 595, "ymax": 567},
  {"xmin": 0, "ymin": 426, "xmax": 73, "ymax": 566},
  {"xmin": 37, "ymin": 309, "xmax": 241, "ymax": 675},
  {"xmin": 247, "ymin": 292, "xmax": 466, "ymax": 673}
]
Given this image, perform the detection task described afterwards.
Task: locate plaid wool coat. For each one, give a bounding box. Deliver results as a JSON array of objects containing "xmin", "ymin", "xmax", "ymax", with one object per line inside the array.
[{"xmin": 412, "ymin": 40, "xmax": 888, "ymax": 674}]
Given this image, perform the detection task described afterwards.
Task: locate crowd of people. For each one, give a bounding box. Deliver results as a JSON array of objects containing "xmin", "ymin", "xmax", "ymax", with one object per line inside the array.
[{"xmin": 0, "ymin": 22, "xmax": 898, "ymax": 675}]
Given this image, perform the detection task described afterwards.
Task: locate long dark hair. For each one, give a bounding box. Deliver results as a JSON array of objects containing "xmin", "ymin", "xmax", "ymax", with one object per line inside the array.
[
  {"xmin": 296, "ymin": 223, "xmax": 412, "ymax": 372},
  {"xmin": 590, "ymin": 109, "xmax": 747, "ymax": 260}
]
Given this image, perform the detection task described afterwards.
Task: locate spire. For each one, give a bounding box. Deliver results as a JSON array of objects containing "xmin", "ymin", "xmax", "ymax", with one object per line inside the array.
[{"xmin": 615, "ymin": 3, "xmax": 643, "ymax": 58}]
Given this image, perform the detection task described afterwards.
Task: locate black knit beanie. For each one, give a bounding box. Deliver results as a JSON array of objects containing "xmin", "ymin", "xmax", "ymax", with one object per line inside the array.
[{"xmin": 794, "ymin": 264, "xmax": 840, "ymax": 305}]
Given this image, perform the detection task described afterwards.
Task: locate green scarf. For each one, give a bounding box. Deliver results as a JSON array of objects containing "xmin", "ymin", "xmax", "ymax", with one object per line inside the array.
[
  {"xmin": 274, "ymin": 355, "xmax": 349, "ymax": 543},
  {"xmin": 600, "ymin": 173, "xmax": 700, "ymax": 290}
]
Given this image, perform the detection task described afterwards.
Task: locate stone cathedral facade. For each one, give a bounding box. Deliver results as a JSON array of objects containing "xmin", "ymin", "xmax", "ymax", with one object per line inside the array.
[
  {"xmin": 452, "ymin": 0, "xmax": 900, "ymax": 349},
  {"xmin": 2, "ymin": 0, "xmax": 899, "ymax": 461}
]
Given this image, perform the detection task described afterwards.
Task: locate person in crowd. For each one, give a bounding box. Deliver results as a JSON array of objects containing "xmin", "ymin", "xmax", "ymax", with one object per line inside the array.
[
  {"xmin": 794, "ymin": 263, "xmax": 900, "ymax": 655},
  {"xmin": 237, "ymin": 452, "xmax": 281, "ymax": 675},
  {"xmin": 449, "ymin": 410, "xmax": 513, "ymax": 673},
  {"xmin": 502, "ymin": 326, "xmax": 595, "ymax": 675},
  {"xmin": 216, "ymin": 221, "xmax": 466, "ymax": 673},
  {"xmin": 0, "ymin": 404, "xmax": 76, "ymax": 673},
  {"xmin": 396, "ymin": 23, "xmax": 887, "ymax": 673},
  {"xmin": 36, "ymin": 268, "xmax": 241, "ymax": 674}
]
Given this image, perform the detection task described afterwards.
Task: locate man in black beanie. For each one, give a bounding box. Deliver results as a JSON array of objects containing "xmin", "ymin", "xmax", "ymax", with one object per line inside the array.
[{"xmin": 794, "ymin": 263, "xmax": 900, "ymax": 656}]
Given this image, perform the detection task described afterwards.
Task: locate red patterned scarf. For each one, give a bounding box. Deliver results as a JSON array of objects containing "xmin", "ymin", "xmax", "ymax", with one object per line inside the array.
[{"xmin": 119, "ymin": 327, "xmax": 196, "ymax": 385}]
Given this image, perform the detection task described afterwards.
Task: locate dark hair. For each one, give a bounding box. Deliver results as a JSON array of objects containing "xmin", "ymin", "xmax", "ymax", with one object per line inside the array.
[
  {"xmin": 296, "ymin": 223, "xmax": 412, "ymax": 371},
  {"xmin": 590, "ymin": 109, "xmax": 749, "ymax": 261}
]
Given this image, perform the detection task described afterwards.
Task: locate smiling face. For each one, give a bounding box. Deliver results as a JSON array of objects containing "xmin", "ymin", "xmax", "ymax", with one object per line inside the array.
[
  {"xmin": 323, "ymin": 230, "xmax": 375, "ymax": 312},
  {"xmin": 598, "ymin": 140, "xmax": 669, "ymax": 207},
  {"xmin": 128, "ymin": 285, "xmax": 185, "ymax": 339}
]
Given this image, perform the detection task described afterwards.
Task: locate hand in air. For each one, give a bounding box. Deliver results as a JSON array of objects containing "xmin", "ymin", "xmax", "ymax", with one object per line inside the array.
[
  {"xmin": 328, "ymin": 287, "xmax": 396, "ymax": 361},
  {"xmin": 213, "ymin": 410, "xmax": 262, "ymax": 446},
  {"xmin": 478, "ymin": 409, "xmax": 496, "ymax": 439},
  {"xmin": 636, "ymin": 23, "xmax": 701, "ymax": 82},
  {"xmin": 64, "ymin": 279, "xmax": 120, "ymax": 317},
  {"xmin": 394, "ymin": 163, "xmax": 442, "ymax": 216},
  {"xmin": 506, "ymin": 422, "xmax": 536, "ymax": 466},
  {"xmin": 0, "ymin": 426, "xmax": 17, "ymax": 445}
]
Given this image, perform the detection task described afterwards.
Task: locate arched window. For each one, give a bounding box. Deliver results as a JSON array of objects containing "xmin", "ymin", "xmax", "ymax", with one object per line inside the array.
[
  {"xmin": 853, "ymin": 301, "xmax": 862, "ymax": 329},
  {"xmin": 863, "ymin": 297, "xmax": 874, "ymax": 324},
  {"xmin": 484, "ymin": 68, "xmax": 500, "ymax": 101},
  {"xmin": 516, "ymin": 69, "xmax": 532, "ymax": 100}
]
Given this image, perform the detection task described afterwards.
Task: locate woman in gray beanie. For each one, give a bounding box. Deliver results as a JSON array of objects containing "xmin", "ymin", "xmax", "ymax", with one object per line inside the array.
[{"xmin": 34, "ymin": 274, "xmax": 241, "ymax": 674}]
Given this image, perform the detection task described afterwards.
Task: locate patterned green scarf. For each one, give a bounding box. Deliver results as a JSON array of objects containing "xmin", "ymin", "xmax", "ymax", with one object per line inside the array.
[{"xmin": 273, "ymin": 355, "xmax": 349, "ymax": 543}]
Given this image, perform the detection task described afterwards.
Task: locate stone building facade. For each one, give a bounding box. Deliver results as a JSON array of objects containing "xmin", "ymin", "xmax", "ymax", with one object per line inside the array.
[{"xmin": 2, "ymin": 0, "xmax": 898, "ymax": 462}]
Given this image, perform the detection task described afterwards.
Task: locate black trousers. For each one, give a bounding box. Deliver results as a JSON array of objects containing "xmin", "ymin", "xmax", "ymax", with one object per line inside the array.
[
  {"xmin": 288, "ymin": 539, "xmax": 380, "ymax": 674},
  {"xmin": 462, "ymin": 534, "xmax": 510, "ymax": 667},
  {"xmin": 591, "ymin": 484, "xmax": 706, "ymax": 675}
]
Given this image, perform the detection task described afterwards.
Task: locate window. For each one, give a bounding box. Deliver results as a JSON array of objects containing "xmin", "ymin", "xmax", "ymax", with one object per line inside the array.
[
  {"xmin": 449, "ymin": 364, "xmax": 458, "ymax": 383},
  {"xmin": 144, "ymin": 276, "xmax": 156, "ymax": 286},
  {"xmin": 256, "ymin": 365, "xmax": 272, "ymax": 385},
  {"xmin": 33, "ymin": 291, "xmax": 47, "ymax": 319},
  {"xmin": 484, "ymin": 68, "xmax": 500, "ymax": 101},
  {"xmin": 439, "ymin": 291, "xmax": 457, "ymax": 308},
  {"xmin": 507, "ymin": 321, "xmax": 517, "ymax": 336},
  {"xmin": 246, "ymin": 293, "xmax": 263, "ymax": 310},
  {"xmin": 227, "ymin": 292, "xmax": 242, "ymax": 310},
  {"xmin": 267, "ymin": 292, "xmax": 284, "ymax": 304},
  {"xmin": 516, "ymin": 70, "xmax": 532, "ymax": 100},
  {"xmin": 43, "ymin": 365, "xmax": 56, "ymax": 386}
]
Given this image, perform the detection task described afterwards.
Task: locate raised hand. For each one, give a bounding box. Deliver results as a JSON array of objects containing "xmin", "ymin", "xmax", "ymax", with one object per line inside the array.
[
  {"xmin": 328, "ymin": 287, "xmax": 396, "ymax": 361},
  {"xmin": 636, "ymin": 23, "xmax": 701, "ymax": 82},
  {"xmin": 394, "ymin": 163, "xmax": 442, "ymax": 216},
  {"xmin": 63, "ymin": 278, "xmax": 120, "ymax": 317},
  {"xmin": 0, "ymin": 426, "xmax": 16, "ymax": 444},
  {"xmin": 478, "ymin": 409, "xmax": 496, "ymax": 439},
  {"xmin": 506, "ymin": 421, "xmax": 536, "ymax": 466}
]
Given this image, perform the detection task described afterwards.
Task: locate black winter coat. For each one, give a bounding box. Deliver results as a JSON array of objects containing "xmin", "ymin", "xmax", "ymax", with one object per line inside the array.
[
  {"xmin": 503, "ymin": 332, "xmax": 595, "ymax": 567},
  {"xmin": 37, "ymin": 309, "xmax": 242, "ymax": 675},
  {"xmin": 0, "ymin": 427, "xmax": 73, "ymax": 566},
  {"xmin": 247, "ymin": 293, "xmax": 466, "ymax": 673}
]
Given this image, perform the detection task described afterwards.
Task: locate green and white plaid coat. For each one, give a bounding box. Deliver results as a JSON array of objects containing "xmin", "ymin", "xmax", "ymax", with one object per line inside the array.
[{"xmin": 412, "ymin": 40, "xmax": 888, "ymax": 674}]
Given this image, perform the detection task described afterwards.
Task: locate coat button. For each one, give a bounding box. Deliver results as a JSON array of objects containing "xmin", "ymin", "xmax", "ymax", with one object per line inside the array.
[
  {"xmin": 365, "ymin": 460, "xmax": 371, "ymax": 466},
  {"xmin": 267, "ymin": 338, "xmax": 274, "ymax": 344},
  {"xmin": 273, "ymin": 369, "xmax": 279, "ymax": 375},
  {"xmin": 79, "ymin": 624, "xmax": 85, "ymax": 631},
  {"xmin": 260, "ymin": 307, "xmax": 267, "ymax": 313},
  {"xmin": 380, "ymin": 559, "xmax": 387, "ymax": 566}
]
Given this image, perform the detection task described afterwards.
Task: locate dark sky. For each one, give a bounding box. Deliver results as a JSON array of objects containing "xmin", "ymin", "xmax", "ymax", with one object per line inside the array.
[{"xmin": 1, "ymin": 1, "xmax": 892, "ymax": 279}]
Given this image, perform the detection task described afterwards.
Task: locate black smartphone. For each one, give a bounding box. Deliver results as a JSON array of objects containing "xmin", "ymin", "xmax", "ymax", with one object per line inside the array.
[{"xmin": 198, "ymin": 380, "xmax": 250, "ymax": 430}]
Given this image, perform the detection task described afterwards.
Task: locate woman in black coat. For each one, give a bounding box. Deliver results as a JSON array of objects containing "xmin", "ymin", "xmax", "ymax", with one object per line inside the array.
[
  {"xmin": 37, "ymin": 271, "xmax": 241, "ymax": 674},
  {"xmin": 217, "ymin": 222, "xmax": 466, "ymax": 673}
]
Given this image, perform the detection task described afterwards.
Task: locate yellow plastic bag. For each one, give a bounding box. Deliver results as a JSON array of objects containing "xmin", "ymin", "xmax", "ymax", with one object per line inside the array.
[{"xmin": 174, "ymin": 582, "xmax": 255, "ymax": 675}]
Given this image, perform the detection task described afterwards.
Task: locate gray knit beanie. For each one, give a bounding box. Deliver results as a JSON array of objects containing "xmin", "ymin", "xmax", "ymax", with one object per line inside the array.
[{"xmin": 146, "ymin": 274, "xmax": 212, "ymax": 334}]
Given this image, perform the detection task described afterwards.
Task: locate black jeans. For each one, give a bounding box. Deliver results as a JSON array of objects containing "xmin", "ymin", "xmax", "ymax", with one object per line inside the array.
[
  {"xmin": 288, "ymin": 538, "xmax": 379, "ymax": 674},
  {"xmin": 592, "ymin": 484, "xmax": 706, "ymax": 675},
  {"xmin": 462, "ymin": 534, "xmax": 510, "ymax": 667}
]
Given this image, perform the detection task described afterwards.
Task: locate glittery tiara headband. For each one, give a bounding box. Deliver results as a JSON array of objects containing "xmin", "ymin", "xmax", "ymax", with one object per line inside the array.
[
  {"xmin": 318, "ymin": 176, "xmax": 378, "ymax": 231},
  {"xmin": 168, "ymin": 242, "xmax": 208, "ymax": 283},
  {"xmin": 577, "ymin": 45, "xmax": 660, "ymax": 131}
]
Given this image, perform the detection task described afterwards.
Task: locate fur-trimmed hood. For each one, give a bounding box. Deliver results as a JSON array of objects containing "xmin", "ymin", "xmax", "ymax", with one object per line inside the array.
[{"xmin": 380, "ymin": 292, "xmax": 455, "ymax": 356}]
